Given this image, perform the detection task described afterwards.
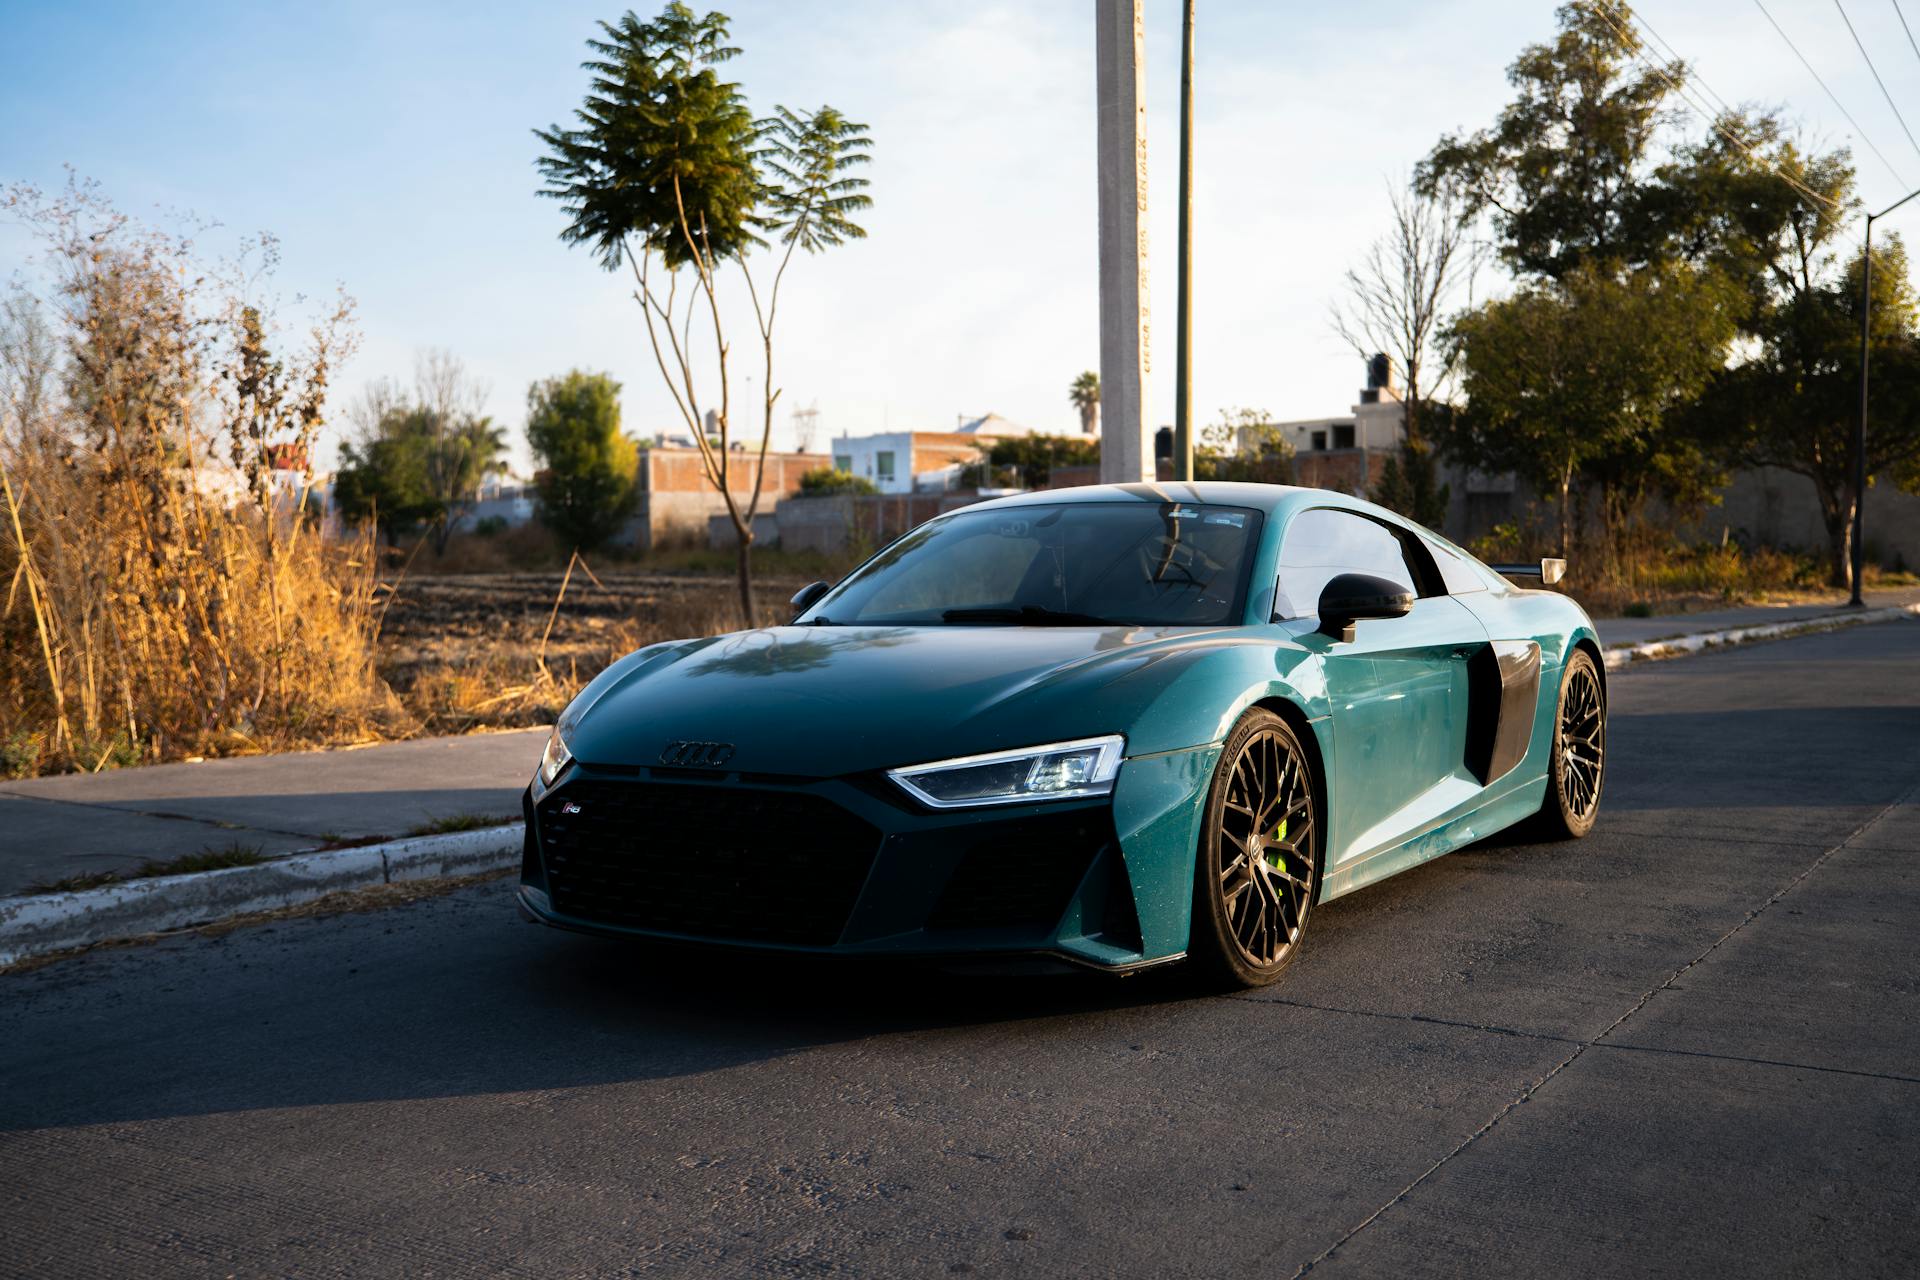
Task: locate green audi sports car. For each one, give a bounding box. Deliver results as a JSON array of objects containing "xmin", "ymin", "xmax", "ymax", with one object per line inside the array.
[{"xmin": 518, "ymin": 482, "xmax": 1606, "ymax": 987}]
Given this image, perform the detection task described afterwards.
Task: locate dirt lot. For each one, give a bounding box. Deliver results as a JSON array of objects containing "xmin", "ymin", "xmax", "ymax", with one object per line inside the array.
[{"xmin": 376, "ymin": 570, "xmax": 810, "ymax": 735}]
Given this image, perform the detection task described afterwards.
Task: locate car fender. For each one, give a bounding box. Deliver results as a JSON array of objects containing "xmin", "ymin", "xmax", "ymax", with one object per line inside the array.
[{"xmin": 1102, "ymin": 631, "xmax": 1330, "ymax": 960}]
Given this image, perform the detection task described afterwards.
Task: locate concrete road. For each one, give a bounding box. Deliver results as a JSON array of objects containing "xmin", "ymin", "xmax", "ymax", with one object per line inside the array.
[{"xmin": 1, "ymin": 623, "xmax": 1916, "ymax": 1277}]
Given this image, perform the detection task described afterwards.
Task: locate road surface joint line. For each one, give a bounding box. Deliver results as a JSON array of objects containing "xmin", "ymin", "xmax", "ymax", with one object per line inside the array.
[
  {"xmin": 1230, "ymin": 994, "xmax": 1579, "ymax": 1046},
  {"xmin": 0, "ymin": 789, "xmax": 326, "ymax": 843},
  {"xmin": 1281, "ymin": 776, "xmax": 1920, "ymax": 1278},
  {"xmin": 1590, "ymin": 1039, "xmax": 1920, "ymax": 1087},
  {"xmin": 1239, "ymin": 994, "xmax": 1920, "ymax": 1087}
]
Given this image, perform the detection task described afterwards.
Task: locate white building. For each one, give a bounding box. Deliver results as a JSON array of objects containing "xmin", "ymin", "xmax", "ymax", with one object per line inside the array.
[
  {"xmin": 831, "ymin": 412, "xmax": 1057, "ymax": 495},
  {"xmin": 1257, "ymin": 354, "xmax": 1407, "ymax": 456}
]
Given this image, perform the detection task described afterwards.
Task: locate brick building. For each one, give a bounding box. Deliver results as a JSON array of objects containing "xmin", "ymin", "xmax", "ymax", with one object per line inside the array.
[{"xmin": 631, "ymin": 446, "xmax": 826, "ymax": 549}]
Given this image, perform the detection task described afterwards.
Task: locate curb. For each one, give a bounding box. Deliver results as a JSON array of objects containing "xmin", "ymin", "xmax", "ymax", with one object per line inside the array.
[
  {"xmin": 0, "ymin": 824, "xmax": 523, "ymax": 967},
  {"xmin": 1603, "ymin": 602, "xmax": 1919, "ymax": 671},
  {"xmin": 4, "ymin": 603, "xmax": 1912, "ymax": 967}
]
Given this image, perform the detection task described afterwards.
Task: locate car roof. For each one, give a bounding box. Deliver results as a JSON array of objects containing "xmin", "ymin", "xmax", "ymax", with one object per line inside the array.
[{"xmin": 961, "ymin": 481, "xmax": 1405, "ymax": 525}]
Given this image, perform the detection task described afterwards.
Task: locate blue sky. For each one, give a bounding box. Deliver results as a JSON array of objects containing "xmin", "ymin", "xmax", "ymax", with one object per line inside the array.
[{"xmin": 6, "ymin": 2, "xmax": 1920, "ymax": 470}]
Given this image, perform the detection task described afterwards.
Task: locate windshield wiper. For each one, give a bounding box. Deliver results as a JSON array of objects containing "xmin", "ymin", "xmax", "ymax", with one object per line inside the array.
[{"xmin": 941, "ymin": 606, "xmax": 1116, "ymax": 626}]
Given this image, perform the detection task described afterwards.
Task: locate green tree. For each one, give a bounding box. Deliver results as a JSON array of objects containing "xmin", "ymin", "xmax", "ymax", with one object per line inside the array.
[
  {"xmin": 526, "ymin": 370, "xmax": 637, "ymax": 550},
  {"xmin": 1441, "ymin": 263, "xmax": 1737, "ymax": 559},
  {"xmin": 536, "ymin": 4, "xmax": 872, "ymax": 626},
  {"xmin": 1068, "ymin": 371, "xmax": 1099, "ymax": 435},
  {"xmin": 1370, "ymin": 439, "xmax": 1451, "ymax": 529},
  {"xmin": 333, "ymin": 426, "xmax": 435, "ymax": 545},
  {"xmin": 1418, "ymin": 2, "xmax": 1673, "ymax": 281},
  {"xmin": 334, "ymin": 356, "xmax": 506, "ymax": 550},
  {"xmin": 961, "ymin": 435, "xmax": 1101, "ymax": 489},
  {"xmin": 1698, "ymin": 238, "xmax": 1920, "ymax": 585},
  {"xmin": 1194, "ymin": 408, "xmax": 1293, "ymax": 484}
]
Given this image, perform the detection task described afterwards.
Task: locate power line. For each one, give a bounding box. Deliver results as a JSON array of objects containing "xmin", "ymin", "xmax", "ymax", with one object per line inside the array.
[
  {"xmin": 1834, "ymin": 0, "xmax": 1920, "ymax": 167},
  {"xmin": 1898, "ymin": 0, "xmax": 1920, "ymax": 75},
  {"xmin": 1754, "ymin": 0, "xmax": 1911, "ymax": 189},
  {"xmin": 1604, "ymin": 0, "xmax": 1738, "ymax": 121},
  {"xmin": 1589, "ymin": 2, "xmax": 1842, "ymax": 211}
]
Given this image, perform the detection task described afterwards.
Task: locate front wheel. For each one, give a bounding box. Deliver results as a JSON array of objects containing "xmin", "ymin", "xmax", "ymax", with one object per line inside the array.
[
  {"xmin": 1190, "ymin": 708, "xmax": 1320, "ymax": 989},
  {"xmin": 1534, "ymin": 647, "xmax": 1606, "ymax": 839}
]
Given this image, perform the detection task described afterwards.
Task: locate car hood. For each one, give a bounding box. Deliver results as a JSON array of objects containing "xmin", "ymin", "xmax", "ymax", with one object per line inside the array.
[{"xmin": 562, "ymin": 623, "xmax": 1245, "ymax": 777}]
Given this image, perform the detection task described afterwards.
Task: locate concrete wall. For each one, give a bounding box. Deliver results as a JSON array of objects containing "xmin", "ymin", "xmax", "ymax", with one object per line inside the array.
[
  {"xmin": 629, "ymin": 447, "xmax": 824, "ymax": 548},
  {"xmin": 1681, "ymin": 467, "xmax": 1920, "ymax": 570},
  {"xmin": 775, "ymin": 493, "xmax": 985, "ymax": 555},
  {"xmin": 706, "ymin": 512, "xmax": 780, "ymax": 550}
]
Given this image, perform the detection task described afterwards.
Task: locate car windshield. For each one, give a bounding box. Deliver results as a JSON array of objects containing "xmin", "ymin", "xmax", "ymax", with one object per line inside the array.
[{"xmin": 807, "ymin": 501, "xmax": 1263, "ymax": 627}]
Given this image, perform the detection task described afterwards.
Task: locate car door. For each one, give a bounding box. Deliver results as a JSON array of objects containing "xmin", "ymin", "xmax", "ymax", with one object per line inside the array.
[{"xmin": 1274, "ymin": 507, "xmax": 1489, "ymax": 864}]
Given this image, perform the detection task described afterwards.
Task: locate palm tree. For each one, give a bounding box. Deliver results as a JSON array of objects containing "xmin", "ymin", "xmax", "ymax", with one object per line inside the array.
[{"xmin": 1068, "ymin": 370, "xmax": 1100, "ymax": 435}]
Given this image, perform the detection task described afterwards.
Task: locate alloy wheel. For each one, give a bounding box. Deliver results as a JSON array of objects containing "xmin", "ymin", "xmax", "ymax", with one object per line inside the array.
[
  {"xmin": 1559, "ymin": 660, "xmax": 1605, "ymax": 820},
  {"xmin": 1217, "ymin": 727, "xmax": 1316, "ymax": 969}
]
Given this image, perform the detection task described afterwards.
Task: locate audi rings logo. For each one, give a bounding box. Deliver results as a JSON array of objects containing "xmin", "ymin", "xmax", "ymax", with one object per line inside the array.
[{"xmin": 659, "ymin": 739, "xmax": 736, "ymax": 768}]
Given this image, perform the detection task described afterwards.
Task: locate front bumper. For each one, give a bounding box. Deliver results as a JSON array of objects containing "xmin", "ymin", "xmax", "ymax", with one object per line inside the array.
[{"xmin": 518, "ymin": 746, "xmax": 1219, "ymax": 971}]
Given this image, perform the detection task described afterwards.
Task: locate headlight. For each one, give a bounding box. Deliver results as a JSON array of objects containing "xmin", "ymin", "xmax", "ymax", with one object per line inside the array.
[
  {"xmin": 887, "ymin": 735, "xmax": 1125, "ymax": 809},
  {"xmin": 537, "ymin": 723, "xmax": 574, "ymax": 787}
]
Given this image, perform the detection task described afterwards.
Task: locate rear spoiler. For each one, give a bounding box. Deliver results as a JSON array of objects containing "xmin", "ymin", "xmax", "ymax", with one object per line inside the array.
[{"xmin": 1492, "ymin": 558, "xmax": 1567, "ymax": 586}]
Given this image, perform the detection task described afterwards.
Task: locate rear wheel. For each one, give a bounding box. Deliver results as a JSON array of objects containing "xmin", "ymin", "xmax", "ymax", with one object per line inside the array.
[
  {"xmin": 1190, "ymin": 709, "xmax": 1320, "ymax": 989},
  {"xmin": 1535, "ymin": 648, "xmax": 1606, "ymax": 839}
]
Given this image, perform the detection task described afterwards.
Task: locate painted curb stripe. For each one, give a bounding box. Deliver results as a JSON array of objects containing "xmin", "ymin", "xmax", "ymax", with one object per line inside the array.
[
  {"xmin": 1602, "ymin": 603, "xmax": 1920, "ymax": 671},
  {"xmin": 0, "ymin": 825, "xmax": 523, "ymax": 966}
]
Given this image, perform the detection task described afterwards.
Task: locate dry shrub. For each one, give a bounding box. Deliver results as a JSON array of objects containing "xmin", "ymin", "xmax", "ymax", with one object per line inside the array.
[
  {"xmin": 0, "ymin": 179, "xmax": 381, "ymax": 776},
  {"xmin": 1470, "ymin": 509, "xmax": 1826, "ymax": 616}
]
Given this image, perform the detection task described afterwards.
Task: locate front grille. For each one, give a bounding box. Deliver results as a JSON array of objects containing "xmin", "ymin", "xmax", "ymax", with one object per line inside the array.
[
  {"xmin": 928, "ymin": 816, "xmax": 1108, "ymax": 932},
  {"xmin": 537, "ymin": 779, "xmax": 882, "ymax": 946}
]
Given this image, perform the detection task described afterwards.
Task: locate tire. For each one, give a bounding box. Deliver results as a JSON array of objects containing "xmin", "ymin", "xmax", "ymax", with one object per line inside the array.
[
  {"xmin": 1534, "ymin": 647, "xmax": 1606, "ymax": 839},
  {"xmin": 1189, "ymin": 708, "xmax": 1321, "ymax": 989}
]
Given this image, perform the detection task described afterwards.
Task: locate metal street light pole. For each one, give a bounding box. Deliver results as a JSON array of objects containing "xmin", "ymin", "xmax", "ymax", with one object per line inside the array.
[
  {"xmin": 1854, "ymin": 184, "xmax": 1920, "ymax": 606},
  {"xmin": 1173, "ymin": 0, "xmax": 1195, "ymax": 483}
]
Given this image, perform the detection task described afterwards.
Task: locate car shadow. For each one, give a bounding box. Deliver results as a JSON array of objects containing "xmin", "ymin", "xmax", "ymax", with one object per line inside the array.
[{"xmin": 0, "ymin": 884, "xmax": 1210, "ymax": 1133}]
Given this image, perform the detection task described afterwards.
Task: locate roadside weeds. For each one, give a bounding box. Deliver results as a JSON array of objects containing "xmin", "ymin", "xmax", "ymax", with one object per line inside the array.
[{"xmin": 0, "ymin": 868, "xmax": 514, "ymax": 976}]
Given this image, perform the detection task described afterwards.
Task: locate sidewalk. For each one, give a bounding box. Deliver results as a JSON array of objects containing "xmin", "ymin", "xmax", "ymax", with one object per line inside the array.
[
  {"xmin": 0, "ymin": 729, "xmax": 543, "ymax": 896},
  {"xmin": 3, "ymin": 588, "xmax": 1916, "ymax": 899},
  {"xmin": 1591, "ymin": 587, "xmax": 1920, "ymax": 649}
]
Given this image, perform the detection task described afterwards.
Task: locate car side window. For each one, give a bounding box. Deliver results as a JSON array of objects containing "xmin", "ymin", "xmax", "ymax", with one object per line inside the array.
[
  {"xmin": 1274, "ymin": 508, "xmax": 1419, "ymax": 620},
  {"xmin": 1424, "ymin": 534, "xmax": 1489, "ymax": 595}
]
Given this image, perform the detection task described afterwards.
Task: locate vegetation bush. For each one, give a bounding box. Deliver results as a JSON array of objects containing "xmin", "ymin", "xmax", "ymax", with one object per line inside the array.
[
  {"xmin": 798, "ymin": 465, "xmax": 878, "ymax": 496},
  {"xmin": 958, "ymin": 435, "xmax": 1100, "ymax": 489},
  {"xmin": 0, "ymin": 179, "xmax": 385, "ymax": 775},
  {"xmin": 1469, "ymin": 515, "xmax": 1826, "ymax": 617}
]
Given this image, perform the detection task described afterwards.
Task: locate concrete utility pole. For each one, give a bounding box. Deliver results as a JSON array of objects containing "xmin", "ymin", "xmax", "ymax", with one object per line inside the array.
[
  {"xmin": 1172, "ymin": 0, "xmax": 1195, "ymax": 483},
  {"xmin": 1096, "ymin": 0, "xmax": 1152, "ymax": 484}
]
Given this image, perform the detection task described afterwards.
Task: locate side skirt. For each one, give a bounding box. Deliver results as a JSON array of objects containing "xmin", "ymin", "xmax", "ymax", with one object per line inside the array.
[{"xmin": 1318, "ymin": 774, "xmax": 1548, "ymax": 902}]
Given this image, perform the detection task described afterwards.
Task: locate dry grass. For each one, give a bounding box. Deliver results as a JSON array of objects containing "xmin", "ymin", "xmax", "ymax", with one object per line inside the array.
[
  {"xmin": 1465, "ymin": 514, "xmax": 1870, "ymax": 617},
  {"xmin": 2, "ymin": 180, "xmax": 383, "ymax": 779}
]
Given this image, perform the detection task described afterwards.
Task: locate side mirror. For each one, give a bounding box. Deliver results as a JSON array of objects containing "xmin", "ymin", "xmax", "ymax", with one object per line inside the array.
[
  {"xmin": 1317, "ymin": 573, "xmax": 1414, "ymax": 643},
  {"xmin": 789, "ymin": 580, "xmax": 831, "ymax": 618}
]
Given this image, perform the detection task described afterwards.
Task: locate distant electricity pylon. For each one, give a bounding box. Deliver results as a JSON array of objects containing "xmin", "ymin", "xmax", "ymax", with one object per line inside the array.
[{"xmin": 791, "ymin": 401, "xmax": 822, "ymax": 454}]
